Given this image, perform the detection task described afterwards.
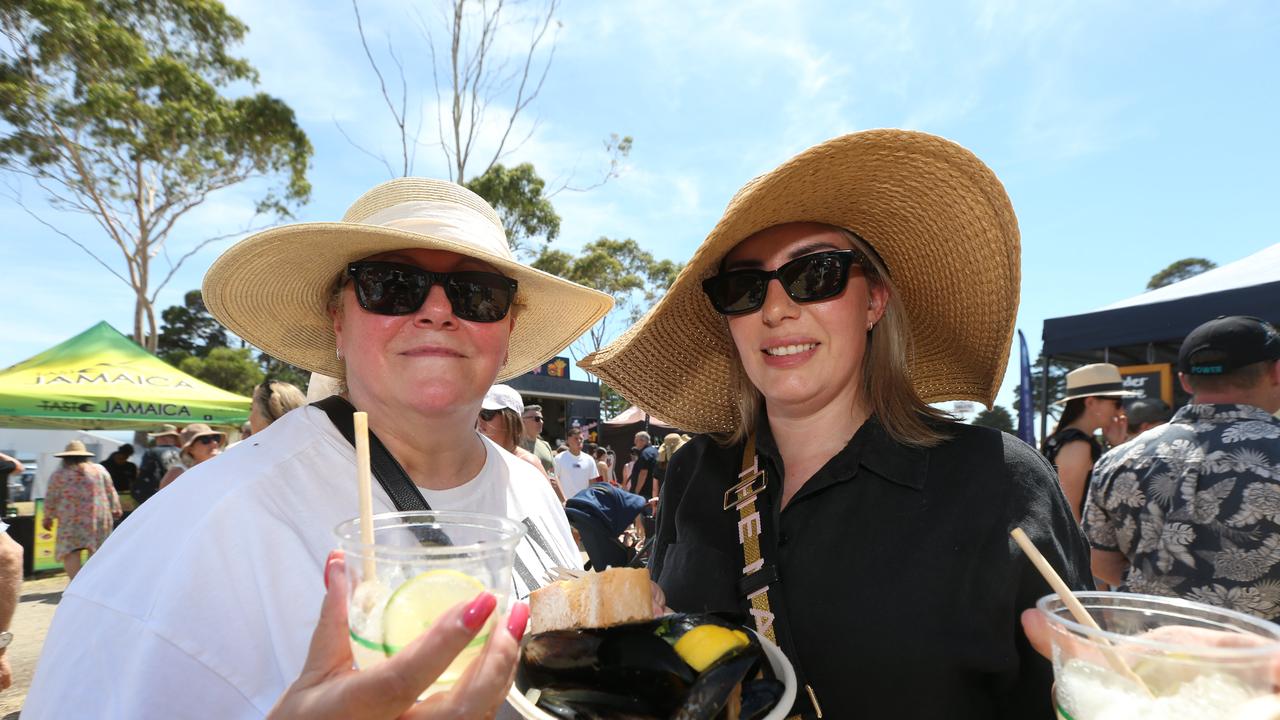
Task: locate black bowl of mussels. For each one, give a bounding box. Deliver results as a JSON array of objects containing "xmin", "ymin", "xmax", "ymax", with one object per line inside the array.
[{"xmin": 507, "ymin": 613, "xmax": 797, "ymax": 720}]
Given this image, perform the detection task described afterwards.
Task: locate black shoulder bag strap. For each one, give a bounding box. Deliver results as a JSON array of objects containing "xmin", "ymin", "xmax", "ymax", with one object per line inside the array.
[
  {"xmin": 312, "ymin": 395, "xmax": 431, "ymax": 512},
  {"xmin": 727, "ymin": 433, "xmax": 824, "ymax": 719}
]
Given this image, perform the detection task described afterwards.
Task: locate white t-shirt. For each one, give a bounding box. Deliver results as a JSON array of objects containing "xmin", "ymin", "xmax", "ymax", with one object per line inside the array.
[
  {"xmin": 22, "ymin": 406, "xmax": 576, "ymax": 719},
  {"xmin": 553, "ymin": 449, "xmax": 599, "ymax": 499}
]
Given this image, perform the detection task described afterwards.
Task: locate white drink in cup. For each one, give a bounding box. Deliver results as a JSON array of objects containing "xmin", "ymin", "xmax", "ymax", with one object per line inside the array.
[
  {"xmin": 1039, "ymin": 591, "xmax": 1280, "ymax": 720},
  {"xmin": 334, "ymin": 511, "xmax": 526, "ymax": 696}
]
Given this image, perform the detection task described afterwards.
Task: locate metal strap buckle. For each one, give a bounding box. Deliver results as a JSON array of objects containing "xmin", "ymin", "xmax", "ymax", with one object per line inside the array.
[{"xmin": 724, "ymin": 469, "xmax": 767, "ymax": 510}]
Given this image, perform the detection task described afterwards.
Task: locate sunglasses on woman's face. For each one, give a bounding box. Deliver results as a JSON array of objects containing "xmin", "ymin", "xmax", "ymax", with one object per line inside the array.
[
  {"xmin": 346, "ymin": 261, "xmax": 518, "ymax": 323},
  {"xmin": 478, "ymin": 409, "xmax": 500, "ymax": 422},
  {"xmin": 196, "ymin": 435, "xmax": 220, "ymax": 446},
  {"xmin": 701, "ymin": 250, "xmax": 868, "ymax": 316}
]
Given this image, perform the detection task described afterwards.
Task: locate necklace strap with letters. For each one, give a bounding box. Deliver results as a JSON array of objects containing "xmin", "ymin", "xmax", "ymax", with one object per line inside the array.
[{"xmin": 729, "ymin": 433, "xmax": 823, "ymax": 718}]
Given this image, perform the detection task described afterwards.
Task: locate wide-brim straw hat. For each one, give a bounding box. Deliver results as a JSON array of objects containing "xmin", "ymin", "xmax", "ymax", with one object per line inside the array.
[
  {"xmin": 148, "ymin": 423, "xmax": 180, "ymax": 440},
  {"xmin": 54, "ymin": 440, "xmax": 95, "ymax": 458},
  {"xmin": 179, "ymin": 423, "xmax": 227, "ymax": 452},
  {"xmin": 1054, "ymin": 363, "xmax": 1140, "ymax": 405},
  {"xmin": 203, "ymin": 178, "xmax": 613, "ymax": 382},
  {"xmin": 581, "ymin": 129, "xmax": 1020, "ymax": 434}
]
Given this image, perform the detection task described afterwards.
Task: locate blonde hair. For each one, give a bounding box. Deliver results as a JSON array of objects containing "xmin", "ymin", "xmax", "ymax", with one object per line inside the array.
[
  {"xmin": 254, "ymin": 380, "xmax": 307, "ymax": 426},
  {"xmin": 492, "ymin": 407, "xmax": 525, "ymax": 448},
  {"xmin": 724, "ymin": 227, "xmax": 952, "ymax": 448}
]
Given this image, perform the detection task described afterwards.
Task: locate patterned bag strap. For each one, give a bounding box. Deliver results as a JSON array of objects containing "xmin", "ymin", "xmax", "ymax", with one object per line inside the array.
[{"xmin": 729, "ymin": 433, "xmax": 823, "ymax": 719}]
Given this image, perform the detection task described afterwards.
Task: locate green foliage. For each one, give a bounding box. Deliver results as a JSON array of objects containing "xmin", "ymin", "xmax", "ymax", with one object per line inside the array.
[
  {"xmin": 464, "ymin": 163, "xmax": 560, "ymax": 256},
  {"xmin": 178, "ymin": 346, "xmax": 262, "ymax": 396},
  {"xmin": 600, "ymin": 383, "xmax": 627, "ymax": 420},
  {"xmin": 259, "ymin": 354, "xmax": 310, "ymax": 393},
  {"xmin": 0, "ymin": 0, "xmax": 313, "ymax": 348},
  {"xmin": 532, "ymin": 237, "xmax": 683, "ymax": 352},
  {"xmin": 971, "ymin": 405, "xmax": 1015, "ymax": 433},
  {"xmin": 156, "ymin": 288, "xmax": 310, "ymax": 391},
  {"xmin": 1147, "ymin": 258, "xmax": 1216, "ymax": 290},
  {"xmin": 156, "ymin": 289, "xmax": 226, "ymax": 365}
]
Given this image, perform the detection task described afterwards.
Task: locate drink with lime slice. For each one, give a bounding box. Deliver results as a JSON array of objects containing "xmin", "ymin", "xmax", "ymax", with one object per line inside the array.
[{"xmin": 334, "ymin": 511, "xmax": 526, "ymax": 695}]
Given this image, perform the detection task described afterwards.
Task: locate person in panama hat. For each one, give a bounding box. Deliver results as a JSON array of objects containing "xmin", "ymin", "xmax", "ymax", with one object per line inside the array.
[
  {"xmin": 1041, "ymin": 363, "xmax": 1139, "ymax": 521},
  {"xmin": 581, "ymin": 129, "xmax": 1089, "ymax": 718},
  {"xmin": 43, "ymin": 441, "xmax": 120, "ymax": 581},
  {"xmin": 26, "ymin": 178, "xmax": 613, "ymax": 719}
]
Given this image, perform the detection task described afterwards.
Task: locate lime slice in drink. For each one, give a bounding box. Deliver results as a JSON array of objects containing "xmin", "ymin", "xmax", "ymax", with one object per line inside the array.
[{"xmin": 382, "ymin": 569, "xmax": 487, "ymax": 656}]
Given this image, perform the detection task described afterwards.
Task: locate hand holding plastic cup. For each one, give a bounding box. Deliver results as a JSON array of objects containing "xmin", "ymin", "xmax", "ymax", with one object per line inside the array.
[
  {"xmin": 1039, "ymin": 592, "xmax": 1280, "ymax": 720},
  {"xmin": 334, "ymin": 511, "xmax": 526, "ymax": 698}
]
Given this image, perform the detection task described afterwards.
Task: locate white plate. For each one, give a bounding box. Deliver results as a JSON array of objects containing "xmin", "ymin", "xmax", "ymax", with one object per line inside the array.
[{"xmin": 507, "ymin": 629, "xmax": 798, "ymax": 720}]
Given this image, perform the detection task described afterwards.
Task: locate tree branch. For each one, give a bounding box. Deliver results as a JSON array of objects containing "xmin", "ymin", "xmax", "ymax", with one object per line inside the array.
[
  {"xmin": 1, "ymin": 186, "xmax": 131, "ymax": 287},
  {"xmin": 333, "ymin": 118, "xmax": 395, "ymax": 177}
]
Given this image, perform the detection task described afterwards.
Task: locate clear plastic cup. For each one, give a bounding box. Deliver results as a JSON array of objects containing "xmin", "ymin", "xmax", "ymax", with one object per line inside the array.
[
  {"xmin": 334, "ymin": 510, "xmax": 526, "ymax": 697},
  {"xmin": 1039, "ymin": 592, "xmax": 1280, "ymax": 720}
]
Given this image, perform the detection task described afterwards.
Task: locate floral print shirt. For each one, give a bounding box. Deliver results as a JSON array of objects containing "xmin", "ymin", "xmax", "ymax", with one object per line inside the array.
[{"xmin": 1084, "ymin": 404, "xmax": 1280, "ymax": 618}]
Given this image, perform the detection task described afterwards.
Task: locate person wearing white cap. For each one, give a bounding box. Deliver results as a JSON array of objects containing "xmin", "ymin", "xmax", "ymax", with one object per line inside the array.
[
  {"xmin": 1041, "ymin": 363, "xmax": 1138, "ymax": 522},
  {"xmin": 477, "ymin": 384, "xmax": 566, "ymax": 503},
  {"xmin": 24, "ymin": 178, "xmax": 612, "ymax": 719}
]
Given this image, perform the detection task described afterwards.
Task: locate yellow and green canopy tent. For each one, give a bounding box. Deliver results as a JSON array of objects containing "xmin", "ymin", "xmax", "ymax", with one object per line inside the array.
[{"xmin": 0, "ymin": 322, "xmax": 251, "ymax": 429}]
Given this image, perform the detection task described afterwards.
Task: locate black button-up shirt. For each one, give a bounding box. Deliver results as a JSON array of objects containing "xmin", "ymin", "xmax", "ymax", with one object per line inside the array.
[{"xmin": 650, "ymin": 415, "xmax": 1091, "ymax": 719}]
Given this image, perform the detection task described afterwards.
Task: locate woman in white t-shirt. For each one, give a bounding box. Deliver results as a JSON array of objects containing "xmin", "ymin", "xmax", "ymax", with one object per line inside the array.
[{"xmin": 24, "ymin": 179, "xmax": 613, "ymax": 720}]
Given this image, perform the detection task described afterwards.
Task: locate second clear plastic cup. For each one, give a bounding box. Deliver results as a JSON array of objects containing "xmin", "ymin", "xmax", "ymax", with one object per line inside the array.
[
  {"xmin": 1039, "ymin": 591, "xmax": 1280, "ymax": 720},
  {"xmin": 334, "ymin": 510, "xmax": 526, "ymax": 697}
]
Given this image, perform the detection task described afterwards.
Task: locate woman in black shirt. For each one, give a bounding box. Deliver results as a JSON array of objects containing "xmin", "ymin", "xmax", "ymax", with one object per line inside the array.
[
  {"xmin": 582, "ymin": 130, "xmax": 1091, "ymax": 719},
  {"xmin": 1041, "ymin": 363, "xmax": 1135, "ymax": 521}
]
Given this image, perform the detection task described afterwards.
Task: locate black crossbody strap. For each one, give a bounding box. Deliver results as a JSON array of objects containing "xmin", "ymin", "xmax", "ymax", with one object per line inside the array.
[{"xmin": 312, "ymin": 395, "xmax": 432, "ymax": 512}]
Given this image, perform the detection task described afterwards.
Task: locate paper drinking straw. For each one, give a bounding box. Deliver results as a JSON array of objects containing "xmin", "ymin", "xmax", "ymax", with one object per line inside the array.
[
  {"xmin": 1010, "ymin": 527, "xmax": 1153, "ymax": 696},
  {"xmin": 354, "ymin": 411, "xmax": 376, "ymax": 579}
]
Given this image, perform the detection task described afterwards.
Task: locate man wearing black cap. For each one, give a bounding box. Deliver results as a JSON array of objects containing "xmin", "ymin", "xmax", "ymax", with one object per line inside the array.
[{"xmin": 1083, "ymin": 316, "xmax": 1280, "ymax": 617}]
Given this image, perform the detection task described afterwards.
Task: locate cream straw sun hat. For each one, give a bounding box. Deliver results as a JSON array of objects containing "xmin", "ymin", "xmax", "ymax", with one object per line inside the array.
[
  {"xmin": 1053, "ymin": 363, "xmax": 1139, "ymax": 405},
  {"xmin": 580, "ymin": 129, "xmax": 1021, "ymax": 435},
  {"xmin": 203, "ymin": 178, "xmax": 613, "ymax": 382},
  {"xmin": 54, "ymin": 440, "xmax": 95, "ymax": 458}
]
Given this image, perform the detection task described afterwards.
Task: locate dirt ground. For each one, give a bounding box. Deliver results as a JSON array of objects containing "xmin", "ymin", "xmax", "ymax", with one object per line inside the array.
[{"xmin": 0, "ymin": 572, "xmax": 69, "ymax": 718}]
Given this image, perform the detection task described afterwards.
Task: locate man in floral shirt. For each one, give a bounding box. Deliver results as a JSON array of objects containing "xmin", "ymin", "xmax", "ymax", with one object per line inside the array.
[{"xmin": 1084, "ymin": 315, "xmax": 1280, "ymax": 618}]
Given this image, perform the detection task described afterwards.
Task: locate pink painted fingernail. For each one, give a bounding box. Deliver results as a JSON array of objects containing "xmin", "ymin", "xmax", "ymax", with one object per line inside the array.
[
  {"xmin": 506, "ymin": 602, "xmax": 530, "ymax": 641},
  {"xmin": 323, "ymin": 550, "xmax": 342, "ymax": 590},
  {"xmin": 462, "ymin": 592, "xmax": 497, "ymax": 631}
]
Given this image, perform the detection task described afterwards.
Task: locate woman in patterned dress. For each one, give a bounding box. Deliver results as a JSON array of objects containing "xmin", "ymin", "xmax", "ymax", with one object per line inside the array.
[{"xmin": 42, "ymin": 441, "xmax": 121, "ymax": 580}]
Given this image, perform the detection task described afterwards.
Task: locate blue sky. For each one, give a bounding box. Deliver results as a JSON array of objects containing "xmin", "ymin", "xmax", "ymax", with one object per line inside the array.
[{"xmin": 2, "ymin": 0, "xmax": 1277, "ymax": 420}]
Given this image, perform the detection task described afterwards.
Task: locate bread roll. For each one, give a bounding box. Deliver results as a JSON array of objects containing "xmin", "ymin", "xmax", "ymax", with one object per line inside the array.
[{"xmin": 529, "ymin": 567, "xmax": 653, "ymax": 634}]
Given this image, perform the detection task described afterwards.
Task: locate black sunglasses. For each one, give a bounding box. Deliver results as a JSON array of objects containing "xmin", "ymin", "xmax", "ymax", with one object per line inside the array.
[
  {"xmin": 478, "ymin": 408, "xmax": 500, "ymax": 422},
  {"xmin": 195, "ymin": 435, "xmax": 220, "ymax": 446},
  {"xmin": 346, "ymin": 261, "xmax": 518, "ymax": 323},
  {"xmin": 701, "ymin": 250, "xmax": 868, "ymax": 316}
]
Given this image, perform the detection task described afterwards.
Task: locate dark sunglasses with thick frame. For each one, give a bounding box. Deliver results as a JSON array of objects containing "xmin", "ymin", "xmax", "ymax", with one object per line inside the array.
[
  {"xmin": 346, "ymin": 261, "xmax": 518, "ymax": 323},
  {"xmin": 701, "ymin": 249, "xmax": 870, "ymax": 316},
  {"xmin": 478, "ymin": 408, "xmax": 501, "ymax": 422}
]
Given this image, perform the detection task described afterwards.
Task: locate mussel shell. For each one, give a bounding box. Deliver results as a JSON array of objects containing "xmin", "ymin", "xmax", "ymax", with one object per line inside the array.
[
  {"xmin": 520, "ymin": 624, "xmax": 696, "ymax": 716},
  {"xmin": 739, "ymin": 678, "xmax": 786, "ymax": 720},
  {"xmin": 534, "ymin": 687, "xmax": 665, "ymax": 720},
  {"xmin": 671, "ymin": 645, "xmax": 763, "ymax": 720},
  {"xmin": 518, "ymin": 613, "xmax": 771, "ymax": 720}
]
